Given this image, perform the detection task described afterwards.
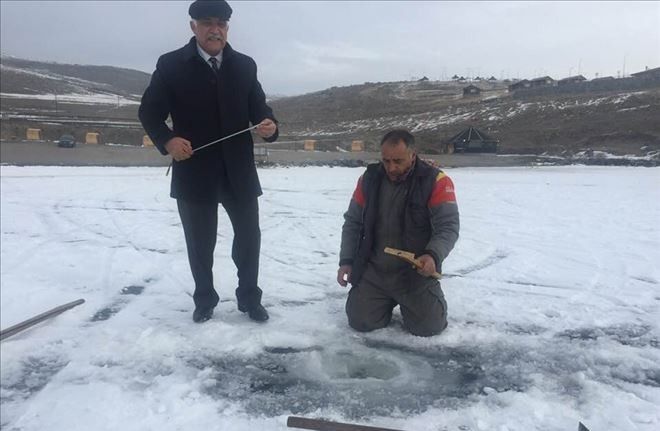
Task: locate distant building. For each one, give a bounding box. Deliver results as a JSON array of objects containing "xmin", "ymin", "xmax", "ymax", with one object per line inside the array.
[
  {"xmin": 508, "ymin": 79, "xmax": 531, "ymax": 92},
  {"xmin": 418, "ymin": 76, "xmax": 429, "ymax": 82},
  {"xmin": 590, "ymin": 76, "xmax": 615, "ymax": 82},
  {"xmin": 558, "ymin": 75, "xmax": 587, "ymax": 86},
  {"xmin": 462, "ymin": 84, "xmax": 481, "ymax": 97},
  {"xmin": 631, "ymin": 66, "xmax": 660, "ymax": 80},
  {"xmin": 488, "ymin": 76, "xmax": 497, "ymax": 81},
  {"xmin": 444, "ymin": 126, "xmax": 498, "ymax": 154},
  {"xmin": 529, "ymin": 76, "xmax": 555, "ymax": 87}
]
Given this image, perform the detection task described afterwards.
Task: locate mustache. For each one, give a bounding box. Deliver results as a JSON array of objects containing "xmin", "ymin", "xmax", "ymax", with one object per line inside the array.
[{"xmin": 208, "ymin": 34, "xmax": 224, "ymax": 41}]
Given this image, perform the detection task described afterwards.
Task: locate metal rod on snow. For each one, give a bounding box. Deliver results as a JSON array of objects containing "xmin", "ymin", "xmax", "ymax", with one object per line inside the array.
[
  {"xmin": 166, "ymin": 124, "xmax": 261, "ymax": 176},
  {"xmin": 0, "ymin": 299, "xmax": 85, "ymax": 342},
  {"xmin": 287, "ymin": 416, "xmax": 405, "ymax": 431}
]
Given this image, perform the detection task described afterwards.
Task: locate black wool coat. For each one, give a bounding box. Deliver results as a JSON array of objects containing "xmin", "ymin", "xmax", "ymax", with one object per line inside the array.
[{"xmin": 139, "ymin": 38, "xmax": 278, "ymax": 202}]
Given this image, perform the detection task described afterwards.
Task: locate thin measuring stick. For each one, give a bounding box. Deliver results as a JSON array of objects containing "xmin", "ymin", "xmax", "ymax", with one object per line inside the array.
[
  {"xmin": 193, "ymin": 124, "xmax": 260, "ymax": 153},
  {"xmin": 166, "ymin": 124, "xmax": 261, "ymax": 175}
]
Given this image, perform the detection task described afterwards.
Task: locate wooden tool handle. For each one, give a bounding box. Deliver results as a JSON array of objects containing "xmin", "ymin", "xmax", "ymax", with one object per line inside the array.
[
  {"xmin": 0, "ymin": 299, "xmax": 85, "ymax": 341},
  {"xmin": 384, "ymin": 247, "xmax": 442, "ymax": 279}
]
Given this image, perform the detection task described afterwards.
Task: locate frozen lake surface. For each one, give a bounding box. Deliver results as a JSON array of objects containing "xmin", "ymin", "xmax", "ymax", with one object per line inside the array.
[{"xmin": 1, "ymin": 165, "xmax": 659, "ymax": 431}]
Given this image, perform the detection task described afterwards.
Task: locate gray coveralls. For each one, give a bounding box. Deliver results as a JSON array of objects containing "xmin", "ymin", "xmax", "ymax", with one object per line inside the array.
[{"xmin": 345, "ymin": 175, "xmax": 449, "ymax": 337}]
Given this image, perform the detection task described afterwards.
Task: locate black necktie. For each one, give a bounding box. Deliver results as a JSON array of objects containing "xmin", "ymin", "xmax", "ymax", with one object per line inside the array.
[{"xmin": 209, "ymin": 57, "xmax": 219, "ymax": 73}]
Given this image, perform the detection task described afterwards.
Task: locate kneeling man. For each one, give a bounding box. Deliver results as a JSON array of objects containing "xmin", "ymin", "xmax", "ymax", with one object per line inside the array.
[{"xmin": 337, "ymin": 130, "xmax": 460, "ymax": 336}]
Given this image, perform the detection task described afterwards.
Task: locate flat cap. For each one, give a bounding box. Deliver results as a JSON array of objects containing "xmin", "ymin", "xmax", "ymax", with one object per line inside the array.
[{"xmin": 189, "ymin": 0, "xmax": 232, "ymax": 20}]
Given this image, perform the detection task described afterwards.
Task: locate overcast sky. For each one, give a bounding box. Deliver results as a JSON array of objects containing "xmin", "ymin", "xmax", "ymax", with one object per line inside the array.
[{"xmin": 1, "ymin": 1, "xmax": 659, "ymax": 96}]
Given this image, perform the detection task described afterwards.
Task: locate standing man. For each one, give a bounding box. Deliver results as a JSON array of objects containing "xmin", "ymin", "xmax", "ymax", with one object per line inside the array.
[
  {"xmin": 337, "ymin": 130, "xmax": 460, "ymax": 336},
  {"xmin": 139, "ymin": 0, "xmax": 278, "ymax": 323}
]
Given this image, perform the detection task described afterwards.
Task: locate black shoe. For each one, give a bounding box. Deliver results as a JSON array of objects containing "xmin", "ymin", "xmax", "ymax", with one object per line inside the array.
[
  {"xmin": 192, "ymin": 306, "xmax": 214, "ymax": 323},
  {"xmin": 245, "ymin": 304, "xmax": 269, "ymax": 322}
]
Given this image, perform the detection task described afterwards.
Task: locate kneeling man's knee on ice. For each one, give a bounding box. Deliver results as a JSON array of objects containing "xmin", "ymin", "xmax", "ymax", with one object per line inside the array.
[
  {"xmin": 345, "ymin": 285, "xmax": 394, "ymax": 332},
  {"xmin": 401, "ymin": 284, "xmax": 448, "ymax": 337}
]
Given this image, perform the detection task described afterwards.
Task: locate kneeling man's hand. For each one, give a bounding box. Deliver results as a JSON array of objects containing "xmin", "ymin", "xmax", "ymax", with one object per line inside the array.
[
  {"xmin": 337, "ymin": 265, "xmax": 352, "ymax": 287},
  {"xmin": 416, "ymin": 254, "xmax": 437, "ymax": 277}
]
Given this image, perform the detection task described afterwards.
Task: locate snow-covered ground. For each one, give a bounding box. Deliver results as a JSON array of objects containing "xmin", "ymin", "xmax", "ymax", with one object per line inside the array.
[{"xmin": 1, "ymin": 165, "xmax": 659, "ymax": 431}]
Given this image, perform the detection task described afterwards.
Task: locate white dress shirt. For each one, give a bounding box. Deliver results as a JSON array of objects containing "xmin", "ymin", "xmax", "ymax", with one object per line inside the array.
[{"xmin": 196, "ymin": 43, "xmax": 223, "ymax": 70}]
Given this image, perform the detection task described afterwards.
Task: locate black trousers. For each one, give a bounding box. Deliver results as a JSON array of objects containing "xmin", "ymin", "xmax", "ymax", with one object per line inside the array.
[{"xmin": 177, "ymin": 198, "xmax": 262, "ymax": 311}]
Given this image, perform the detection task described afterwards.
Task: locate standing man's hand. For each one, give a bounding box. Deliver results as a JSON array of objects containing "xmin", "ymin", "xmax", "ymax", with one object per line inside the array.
[
  {"xmin": 337, "ymin": 265, "xmax": 352, "ymax": 287},
  {"xmin": 256, "ymin": 118, "xmax": 277, "ymax": 139},
  {"xmin": 416, "ymin": 254, "xmax": 437, "ymax": 277},
  {"xmin": 165, "ymin": 137, "xmax": 193, "ymax": 161}
]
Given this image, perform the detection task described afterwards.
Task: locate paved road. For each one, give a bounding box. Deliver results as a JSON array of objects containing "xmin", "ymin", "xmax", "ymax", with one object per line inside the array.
[{"xmin": 1, "ymin": 140, "xmax": 168, "ymax": 167}]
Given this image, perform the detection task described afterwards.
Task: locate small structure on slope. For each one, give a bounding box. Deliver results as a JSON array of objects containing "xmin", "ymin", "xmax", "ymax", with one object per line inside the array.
[
  {"xmin": 462, "ymin": 84, "xmax": 481, "ymax": 97},
  {"xmin": 443, "ymin": 126, "xmax": 499, "ymax": 154},
  {"xmin": 558, "ymin": 75, "xmax": 587, "ymax": 86}
]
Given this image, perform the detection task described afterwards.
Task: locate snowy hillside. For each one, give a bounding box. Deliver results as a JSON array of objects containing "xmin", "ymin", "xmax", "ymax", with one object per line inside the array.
[
  {"xmin": 293, "ymin": 92, "xmax": 647, "ymax": 136},
  {"xmin": 270, "ymin": 81, "xmax": 660, "ymax": 157},
  {"xmin": 0, "ymin": 56, "xmax": 149, "ymax": 97},
  {"xmin": 1, "ymin": 166, "xmax": 659, "ymax": 431}
]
